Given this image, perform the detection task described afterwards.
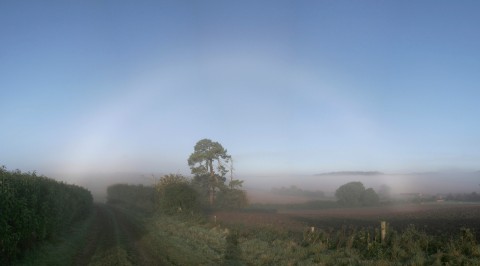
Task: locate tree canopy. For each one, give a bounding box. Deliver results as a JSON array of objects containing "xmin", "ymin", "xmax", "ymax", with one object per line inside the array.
[
  {"xmin": 188, "ymin": 139, "xmax": 231, "ymax": 177},
  {"xmin": 188, "ymin": 139, "xmax": 247, "ymax": 208},
  {"xmin": 335, "ymin": 181, "xmax": 379, "ymax": 206},
  {"xmin": 188, "ymin": 139, "xmax": 232, "ymax": 204}
]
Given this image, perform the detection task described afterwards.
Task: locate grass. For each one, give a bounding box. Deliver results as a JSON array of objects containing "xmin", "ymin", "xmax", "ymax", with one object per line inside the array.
[
  {"xmin": 13, "ymin": 209, "xmax": 95, "ymax": 266},
  {"xmin": 88, "ymin": 247, "xmax": 132, "ymax": 266},
  {"xmin": 86, "ymin": 207, "xmax": 133, "ymax": 266},
  {"xmin": 141, "ymin": 214, "xmax": 227, "ymax": 265}
]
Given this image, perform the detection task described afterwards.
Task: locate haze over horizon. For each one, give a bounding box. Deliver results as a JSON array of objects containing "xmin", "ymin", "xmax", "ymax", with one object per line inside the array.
[{"xmin": 1, "ymin": 1, "xmax": 479, "ymax": 184}]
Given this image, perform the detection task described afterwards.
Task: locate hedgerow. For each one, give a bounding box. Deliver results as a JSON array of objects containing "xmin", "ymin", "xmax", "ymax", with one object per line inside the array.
[
  {"xmin": 0, "ymin": 166, "xmax": 93, "ymax": 264},
  {"xmin": 106, "ymin": 183, "xmax": 156, "ymax": 212}
]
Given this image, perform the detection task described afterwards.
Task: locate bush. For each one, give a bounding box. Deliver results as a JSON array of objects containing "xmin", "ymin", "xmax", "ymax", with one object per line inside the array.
[
  {"xmin": 155, "ymin": 174, "xmax": 200, "ymax": 214},
  {"xmin": 159, "ymin": 182, "xmax": 200, "ymax": 214}
]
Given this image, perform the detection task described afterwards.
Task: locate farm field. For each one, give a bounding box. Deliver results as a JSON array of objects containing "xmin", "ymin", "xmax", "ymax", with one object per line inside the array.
[
  {"xmin": 215, "ymin": 203, "xmax": 480, "ymax": 237},
  {"xmin": 208, "ymin": 203, "xmax": 480, "ymax": 264},
  {"xmin": 246, "ymin": 189, "xmax": 319, "ymax": 204}
]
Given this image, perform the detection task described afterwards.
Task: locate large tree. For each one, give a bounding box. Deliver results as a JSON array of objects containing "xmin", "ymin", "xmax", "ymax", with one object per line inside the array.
[
  {"xmin": 335, "ymin": 181, "xmax": 380, "ymax": 206},
  {"xmin": 335, "ymin": 181, "xmax": 366, "ymax": 206},
  {"xmin": 188, "ymin": 139, "xmax": 231, "ymax": 205}
]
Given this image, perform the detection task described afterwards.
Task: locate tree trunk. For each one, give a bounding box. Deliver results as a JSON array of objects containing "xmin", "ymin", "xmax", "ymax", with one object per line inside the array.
[
  {"xmin": 208, "ymin": 159, "xmax": 216, "ymax": 205},
  {"xmin": 209, "ymin": 187, "xmax": 214, "ymax": 205}
]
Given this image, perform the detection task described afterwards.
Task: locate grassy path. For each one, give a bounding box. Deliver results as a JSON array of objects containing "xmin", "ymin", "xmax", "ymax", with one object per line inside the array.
[
  {"xmin": 15, "ymin": 203, "xmax": 166, "ymax": 265},
  {"xmin": 73, "ymin": 204, "xmax": 163, "ymax": 266}
]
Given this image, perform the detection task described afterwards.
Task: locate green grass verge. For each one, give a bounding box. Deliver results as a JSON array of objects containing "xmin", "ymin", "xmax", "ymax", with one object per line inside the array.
[
  {"xmin": 141, "ymin": 214, "xmax": 226, "ymax": 265},
  {"xmin": 13, "ymin": 209, "xmax": 95, "ymax": 266}
]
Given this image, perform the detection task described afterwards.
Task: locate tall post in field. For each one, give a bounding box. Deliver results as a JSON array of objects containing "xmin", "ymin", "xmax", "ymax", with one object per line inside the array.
[{"xmin": 381, "ymin": 221, "xmax": 386, "ymax": 244}]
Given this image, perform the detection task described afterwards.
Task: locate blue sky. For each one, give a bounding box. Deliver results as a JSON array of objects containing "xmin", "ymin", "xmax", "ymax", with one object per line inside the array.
[{"xmin": 1, "ymin": 1, "xmax": 479, "ymax": 179}]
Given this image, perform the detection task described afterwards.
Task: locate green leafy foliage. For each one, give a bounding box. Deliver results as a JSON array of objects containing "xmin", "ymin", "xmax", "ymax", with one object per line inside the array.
[
  {"xmin": 155, "ymin": 173, "xmax": 188, "ymax": 188},
  {"xmin": 187, "ymin": 139, "xmax": 247, "ymax": 211},
  {"xmin": 335, "ymin": 181, "xmax": 365, "ymax": 206},
  {"xmin": 0, "ymin": 166, "xmax": 93, "ymax": 264},
  {"xmin": 155, "ymin": 174, "xmax": 200, "ymax": 215},
  {"xmin": 188, "ymin": 139, "xmax": 231, "ymax": 178},
  {"xmin": 188, "ymin": 139, "xmax": 231, "ymax": 205},
  {"xmin": 361, "ymin": 188, "xmax": 380, "ymax": 206},
  {"xmin": 107, "ymin": 184, "xmax": 155, "ymax": 212},
  {"xmin": 159, "ymin": 182, "xmax": 200, "ymax": 214},
  {"xmin": 335, "ymin": 181, "xmax": 380, "ymax": 206}
]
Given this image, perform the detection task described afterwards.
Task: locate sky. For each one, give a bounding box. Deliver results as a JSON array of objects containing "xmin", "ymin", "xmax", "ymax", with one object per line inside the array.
[{"xmin": 1, "ymin": 1, "xmax": 479, "ymax": 182}]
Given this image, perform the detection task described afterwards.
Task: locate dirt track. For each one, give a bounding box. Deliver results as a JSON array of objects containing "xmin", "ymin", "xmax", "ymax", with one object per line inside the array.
[{"xmin": 73, "ymin": 204, "xmax": 163, "ymax": 266}]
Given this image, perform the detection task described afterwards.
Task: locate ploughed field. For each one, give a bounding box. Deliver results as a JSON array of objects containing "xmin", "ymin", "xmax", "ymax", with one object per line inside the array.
[{"xmin": 214, "ymin": 203, "xmax": 480, "ymax": 238}]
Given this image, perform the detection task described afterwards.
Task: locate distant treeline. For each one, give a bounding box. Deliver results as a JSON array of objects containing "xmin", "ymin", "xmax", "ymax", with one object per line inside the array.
[
  {"xmin": 106, "ymin": 174, "xmax": 248, "ymax": 215},
  {"xmin": 445, "ymin": 192, "xmax": 480, "ymax": 202},
  {"xmin": 0, "ymin": 167, "xmax": 93, "ymax": 264},
  {"xmin": 315, "ymin": 171, "xmax": 383, "ymax": 176},
  {"xmin": 271, "ymin": 185, "xmax": 325, "ymax": 198}
]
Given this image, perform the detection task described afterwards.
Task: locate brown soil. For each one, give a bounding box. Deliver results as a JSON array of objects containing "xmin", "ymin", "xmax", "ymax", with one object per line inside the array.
[
  {"xmin": 246, "ymin": 189, "xmax": 312, "ymax": 204},
  {"xmin": 214, "ymin": 203, "xmax": 480, "ymax": 236}
]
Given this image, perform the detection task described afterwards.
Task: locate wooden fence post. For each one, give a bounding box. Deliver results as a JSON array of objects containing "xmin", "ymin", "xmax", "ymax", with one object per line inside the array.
[{"xmin": 381, "ymin": 221, "xmax": 386, "ymax": 244}]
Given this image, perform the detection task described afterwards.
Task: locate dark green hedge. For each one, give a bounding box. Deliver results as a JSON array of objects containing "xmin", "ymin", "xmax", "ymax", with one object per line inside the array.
[
  {"xmin": 107, "ymin": 183, "xmax": 155, "ymax": 212},
  {"xmin": 0, "ymin": 167, "xmax": 93, "ymax": 264}
]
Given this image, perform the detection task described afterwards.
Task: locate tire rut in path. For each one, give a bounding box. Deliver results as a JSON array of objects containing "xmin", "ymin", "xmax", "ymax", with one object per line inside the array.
[{"xmin": 73, "ymin": 204, "xmax": 160, "ymax": 266}]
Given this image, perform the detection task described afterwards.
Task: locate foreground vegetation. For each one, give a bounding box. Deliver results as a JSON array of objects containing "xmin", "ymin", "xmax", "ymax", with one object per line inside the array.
[
  {"xmin": 14, "ymin": 209, "xmax": 95, "ymax": 266},
  {"xmin": 106, "ymin": 181, "xmax": 480, "ymax": 265},
  {"xmin": 142, "ymin": 211, "xmax": 480, "ymax": 265},
  {"xmin": 0, "ymin": 166, "xmax": 93, "ymax": 264}
]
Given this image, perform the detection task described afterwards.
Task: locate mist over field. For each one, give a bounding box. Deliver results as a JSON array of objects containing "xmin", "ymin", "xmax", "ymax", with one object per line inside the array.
[
  {"xmin": 242, "ymin": 171, "xmax": 480, "ymax": 195},
  {"xmin": 52, "ymin": 169, "xmax": 480, "ymax": 203}
]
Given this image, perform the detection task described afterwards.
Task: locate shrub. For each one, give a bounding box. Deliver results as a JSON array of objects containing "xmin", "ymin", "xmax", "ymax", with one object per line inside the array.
[
  {"xmin": 158, "ymin": 182, "xmax": 200, "ymax": 214},
  {"xmin": 155, "ymin": 174, "xmax": 200, "ymax": 214}
]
